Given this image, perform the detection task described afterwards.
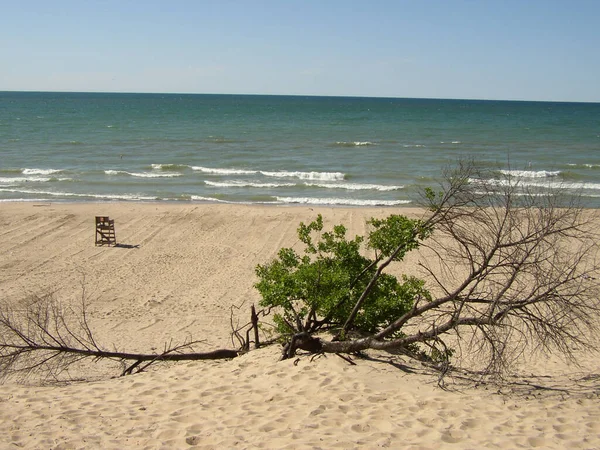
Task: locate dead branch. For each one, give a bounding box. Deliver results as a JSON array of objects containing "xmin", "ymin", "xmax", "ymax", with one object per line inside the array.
[{"xmin": 0, "ymin": 294, "xmax": 238, "ymax": 382}]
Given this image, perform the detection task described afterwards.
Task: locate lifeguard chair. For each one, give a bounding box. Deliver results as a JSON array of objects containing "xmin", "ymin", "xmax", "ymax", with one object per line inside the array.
[{"xmin": 95, "ymin": 216, "xmax": 116, "ymax": 246}]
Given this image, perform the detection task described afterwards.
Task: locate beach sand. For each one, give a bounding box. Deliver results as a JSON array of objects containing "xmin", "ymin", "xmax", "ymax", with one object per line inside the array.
[{"xmin": 0, "ymin": 202, "xmax": 599, "ymax": 449}]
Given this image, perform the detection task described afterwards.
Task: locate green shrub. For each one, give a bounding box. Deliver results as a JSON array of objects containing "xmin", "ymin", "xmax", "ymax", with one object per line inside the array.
[{"xmin": 254, "ymin": 214, "xmax": 432, "ymax": 338}]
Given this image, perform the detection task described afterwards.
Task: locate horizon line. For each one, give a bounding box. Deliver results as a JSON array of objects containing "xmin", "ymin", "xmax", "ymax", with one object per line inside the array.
[{"xmin": 1, "ymin": 89, "xmax": 599, "ymax": 105}]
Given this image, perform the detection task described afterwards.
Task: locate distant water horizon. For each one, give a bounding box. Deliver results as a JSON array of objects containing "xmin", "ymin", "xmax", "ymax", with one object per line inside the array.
[
  {"xmin": 4, "ymin": 90, "xmax": 600, "ymax": 106},
  {"xmin": 1, "ymin": 91, "xmax": 599, "ymax": 207}
]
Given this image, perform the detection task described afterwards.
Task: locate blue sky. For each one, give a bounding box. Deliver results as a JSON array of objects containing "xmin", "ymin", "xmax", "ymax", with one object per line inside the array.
[{"xmin": 1, "ymin": 0, "xmax": 599, "ymax": 102}]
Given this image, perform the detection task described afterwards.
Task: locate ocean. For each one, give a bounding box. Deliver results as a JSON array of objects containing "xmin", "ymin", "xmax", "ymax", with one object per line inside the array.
[{"xmin": 1, "ymin": 92, "xmax": 599, "ymax": 207}]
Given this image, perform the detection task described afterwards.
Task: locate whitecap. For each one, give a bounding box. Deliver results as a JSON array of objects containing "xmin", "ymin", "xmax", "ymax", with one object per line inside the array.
[
  {"xmin": 191, "ymin": 166, "xmax": 257, "ymax": 175},
  {"xmin": 261, "ymin": 170, "xmax": 345, "ymax": 181},
  {"xmin": 151, "ymin": 163, "xmax": 190, "ymax": 171},
  {"xmin": 470, "ymin": 177, "xmax": 600, "ymax": 191},
  {"xmin": 0, "ymin": 176, "xmax": 51, "ymax": 183},
  {"xmin": 105, "ymin": 170, "xmax": 180, "ymax": 178},
  {"xmin": 205, "ymin": 180, "xmax": 295, "ymax": 188},
  {"xmin": 567, "ymin": 163, "xmax": 600, "ymax": 169},
  {"xmin": 129, "ymin": 172, "xmax": 181, "ymax": 178},
  {"xmin": 499, "ymin": 169, "xmax": 560, "ymax": 178},
  {"xmin": 276, "ymin": 197, "xmax": 411, "ymax": 206},
  {"xmin": 334, "ymin": 141, "xmax": 377, "ymax": 147},
  {"xmin": 22, "ymin": 168, "xmax": 62, "ymax": 175},
  {"xmin": 306, "ymin": 182, "xmax": 403, "ymax": 191}
]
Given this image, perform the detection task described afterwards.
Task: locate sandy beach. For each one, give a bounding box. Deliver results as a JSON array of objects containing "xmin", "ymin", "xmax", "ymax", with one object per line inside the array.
[{"xmin": 1, "ymin": 202, "xmax": 599, "ymax": 449}]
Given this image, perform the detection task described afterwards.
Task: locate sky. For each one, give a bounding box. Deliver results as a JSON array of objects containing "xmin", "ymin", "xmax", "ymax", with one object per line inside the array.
[{"xmin": 1, "ymin": 0, "xmax": 599, "ymax": 102}]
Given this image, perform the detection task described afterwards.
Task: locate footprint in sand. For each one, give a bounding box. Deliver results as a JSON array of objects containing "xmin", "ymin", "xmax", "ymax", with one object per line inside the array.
[
  {"xmin": 460, "ymin": 418, "xmax": 481, "ymax": 430},
  {"xmin": 440, "ymin": 429, "xmax": 465, "ymax": 444}
]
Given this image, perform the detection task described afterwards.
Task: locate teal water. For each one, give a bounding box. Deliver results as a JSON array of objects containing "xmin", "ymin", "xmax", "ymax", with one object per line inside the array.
[{"xmin": 1, "ymin": 92, "xmax": 599, "ymax": 206}]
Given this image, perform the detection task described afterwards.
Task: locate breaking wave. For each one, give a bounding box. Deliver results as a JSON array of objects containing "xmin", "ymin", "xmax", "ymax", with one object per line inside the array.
[
  {"xmin": 276, "ymin": 197, "xmax": 411, "ymax": 206},
  {"xmin": 0, "ymin": 176, "xmax": 51, "ymax": 183},
  {"xmin": 205, "ymin": 181, "xmax": 295, "ymax": 188},
  {"xmin": 498, "ymin": 169, "xmax": 561, "ymax": 178},
  {"xmin": 0, "ymin": 187, "xmax": 157, "ymax": 201},
  {"xmin": 105, "ymin": 170, "xmax": 181, "ymax": 178},
  {"xmin": 150, "ymin": 164, "xmax": 190, "ymax": 171},
  {"xmin": 191, "ymin": 166, "xmax": 257, "ymax": 176},
  {"xmin": 470, "ymin": 177, "xmax": 600, "ymax": 191},
  {"xmin": 306, "ymin": 182, "xmax": 403, "ymax": 191},
  {"xmin": 22, "ymin": 168, "xmax": 62, "ymax": 175},
  {"xmin": 261, "ymin": 170, "xmax": 345, "ymax": 181},
  {"xmin": 333, "ymin": 141, "xmax": 377, "ymax": 147},
  {"xmin": 192, "ymin": 166, "xmax": 346, "ymax": 181}
]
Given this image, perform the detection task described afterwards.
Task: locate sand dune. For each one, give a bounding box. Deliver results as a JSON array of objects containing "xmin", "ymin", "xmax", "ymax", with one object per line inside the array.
[{"xmin": 0, "ymin": 203, "xmax": 599, "ymax": 449}]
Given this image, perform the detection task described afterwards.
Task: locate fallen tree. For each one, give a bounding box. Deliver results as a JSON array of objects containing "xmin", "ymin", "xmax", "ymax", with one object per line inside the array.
[
  {"xmin": 1, "ymin": 159, "xmax": 598, "ymax": 381},
  {"xmin": 255, "ymin": 160, "xmax": 600, "ymax": 374}
]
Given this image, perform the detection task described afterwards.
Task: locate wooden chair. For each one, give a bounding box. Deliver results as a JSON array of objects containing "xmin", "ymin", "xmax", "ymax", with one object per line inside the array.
[{"xmin": 95, "ymin": 216, "xmax": 116, "ymax": 246}]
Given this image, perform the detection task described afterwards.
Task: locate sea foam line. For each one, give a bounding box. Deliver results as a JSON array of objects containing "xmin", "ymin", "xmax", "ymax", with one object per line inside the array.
[
  {"xmin": 205, "ymin": 181, "xmax": 296, "ymax": 188},
  {"xmin": 150, "ymin": 163, "xmax": 190, "ymax": 171},
  {"xmin": 192, "ymin": 166, "xmax": 346, "ymax": 181},
  {"xmin": 306, "ymin": 182, "xmax": 403, "ymax": 191},
  {"xmin": 22, "ymin": 168, "xmax": 62, "ymax": 175},
  {"xmin": 334, "ymin": 141, "xmax": 377, "ymax": 147},
  {"xmin": 470, "ymin": 177, "xmax": 600, "ymax": 191},
  {"xmin": 276, "ymin": 197, "xmax": 411, "ymax": 206},
  {"xmin": 0, "ymin": 198, "xmax": 51, "ymax": 203},
  {"xmin": 499, "ymin": 169, "xmax": 561, "ymax": 178},
  {"xmin": 261, "ymin": 170, "xmax": 345, "ymax": 181},
  {"xmin": 192, "ymin": 166, "xmax": 257, "ymax": 176},
  {"xmin": 0, "ymin": 176, "xmax": 51, "ymax": 183},
  {"xmin": 567, "ymin": 163, "xmax": 600, "ymax": 169},
  {"xmin": 189, "ymin": 195, "xmax": 259, "ymax": 204},
  {"xmin": 105, "ymin": 170, "xmax": 182, "ymax": 178},
  {"xmin": 0, "ymin": 187, "xmax": 157, "ymax": 201}
]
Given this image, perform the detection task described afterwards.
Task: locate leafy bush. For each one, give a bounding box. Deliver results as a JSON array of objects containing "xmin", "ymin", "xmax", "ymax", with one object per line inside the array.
[{"xmin": 254, "ymin": 214, "xmax": 432, "ymax": 338}]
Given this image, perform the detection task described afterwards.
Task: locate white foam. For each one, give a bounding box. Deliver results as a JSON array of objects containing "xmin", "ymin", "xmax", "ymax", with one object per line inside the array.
[
  {"xmin": 276, "ymin": 197, "xmax": 411, "ymax": 206},
  {"xmin": 105, "ymin": 170, "xmax": 181, "ymax": 178},
  {"xmin": 151, "ymin": 163, "xmax": 189, "ymax": 171},
  {"xmin": 470, "ymin": 177, "xmax": 600, "ymax": 191},
  {"xmin": 22, "ymin": 168, "xmax": 61, "ymax": 175},
  {"xmin": 129, "ymin": 172, "xmax": 181, "ymax": 178},
  {"xmin": 306, "ymin": 182, "xmax": 403, "ymax": 191},
  {"xmin": 499, "ymin": 169, "xmax": 561, "ymax": 178},
  {"xmin": 0, "ymin": 187, "xmax": 157, "ymax": 201},
  {"xmin": 335, "ymin": 141, "xmax": 377, "ymax": 147},
  {"xmin": 0, "ymin": 198, "xmax": 51, "ymax": 203},
  {"xmin": 0, "ymin": 177, "xmax": 50, "ymax": 183},
  {"xmin": 192, "ymin": 166, "xmax": 257, "ymax": 175},
  {"xmin": 262, "ymin": 171, "xmax": 345, "ymax": 181},
  {"xmin": 567, "ymin": 163, "xmax": 600, "ymax": 169},
  {"xmin": 190, "ymin": 195, "xmax": 232, "ymax": 203},
  {"xmin": 205, "ymin": 181, "xmax": 295, "ymax": 188}
]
